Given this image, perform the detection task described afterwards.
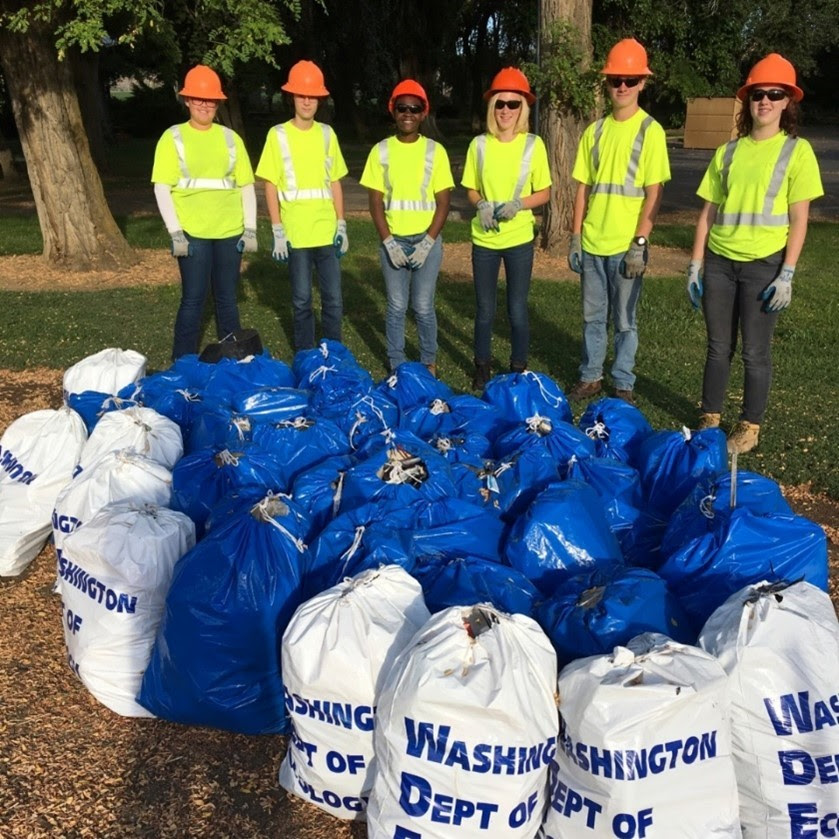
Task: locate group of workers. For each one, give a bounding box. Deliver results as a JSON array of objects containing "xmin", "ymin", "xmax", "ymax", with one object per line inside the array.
[{"xmin": 152, "ymin": 41, "xmax": 823, "ymax": 456}]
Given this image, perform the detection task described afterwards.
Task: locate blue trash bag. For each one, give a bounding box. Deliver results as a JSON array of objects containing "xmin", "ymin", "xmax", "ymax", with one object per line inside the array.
[
  {"xmin": 205, "ymin": 489, "xmax": 308, "ymax": 538},
  {"xmin": 126, "ymin": 371, "xmax": 203, "ymax": 430},
  {"xmin": 619, "ymin": 508, "xmax": 671, "ymax": 571},
  {"xmin": 291, "ymin": 454, "xmax": 356, "ymax": 544},
  {"xmin": 505, "ymin": 480, "xmax": 624, "ymax": 595},
  {"xmin": 535, "ymin": 563, "xmax": 695, "ymax": 667},
  {"xmin": 428, "ymin": 431, "xmax": 492, "ymax": 464},
  {"xmin": 184, "ymin": 399, "xmax": 252, "ymax": 455},
  {"xmin": 65, "ymin": 392, "xmax": 137, "ymax": 435},
  {"xmin": 336, "ymin": 391, "xmax": 400, "ymax": 452},
  {"xmin": 449, "ymin": 459, "xmax": 503, "ymax": 515},
  {"xmin": 338, "ymin": 435, "xmax": 458, "ymax": 515},
  {"xmin": 233, "ymin": 387, "xmax": 310, "ymax": 425},
  {"xmin": 411, "ymin": 555, "xmax": 539, "ymax": 616},
  {"xmin": 138, "ymin": 496, "xmax": 308, "ymax": 734},
  {"xmin": 203, "ymin": 353, "xmax": 296, "ymax": 400},
  {"xmin": 168, "ymin": 354, "xmax": 215, "ymax": 390},
  {"xmin": 292, "ymin": 339, "xmax": 360, "ymax": 385},
  {"xmin": 578, "ymin": 397, "xmax": 654, "ymax": 466},
  {"xmin": 351, "ymin": 427, "xmax": 440, "ymax": 465},
  {"xmin": 492, "ymin": 416, "xmax": 596, "ymax": 465},
  {"xmin": 373, "ymin": 362, "xmax": 454, "ymax": 413},
  {"xmin": 251, "ymin": 415, "xmax": 351, "ymax": 487},
  {"xmin": 400, "ymin": 393, "xmax": 500, "ymax": 441},
  {"xmin": 481, "ymin": 371, "xmax": 572, "ymax": 438},
  {"xmin": 638, "ymin": 427, "xmax": 728, "ymax": 517},
  {"xmin": 171, "ymin": 444, "xmax": 286, "ymax": 538},
  {"xmin": 302, "ymin": 362, "xmax": 374, "ymax": 421},
  {"xmin": 493, "ymin": 445, "xmax": 562, "ymax": 522},
  {"xmin": 661, "ymin": 469, "xmax": 792, "ymax": 559}
]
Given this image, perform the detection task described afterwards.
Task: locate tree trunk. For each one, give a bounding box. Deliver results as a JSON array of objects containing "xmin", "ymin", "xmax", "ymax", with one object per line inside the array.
[
  {"xmin": 71, "ymin": 49, "xmax": 110, "ymax": 173},
  {"xmin": 0, "ymin": 19, "xmax": 137, "ymax": 271},
  {"xmin": 539, "ymin": 0, "xmax": 593, "ymax": 253},
  {"xmin": 0, "ymin": 125, "xmax": 17, "ymax": 180}
]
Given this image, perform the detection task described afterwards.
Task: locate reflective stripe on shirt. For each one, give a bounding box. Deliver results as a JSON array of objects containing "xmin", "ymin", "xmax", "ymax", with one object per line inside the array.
[
  {"xmin": 377, "ymin": 137, "xmax": 438, "ymax": 212},
  {"xmin": 475, "ymin": 132, "xmax": 537, "ymax": 200},
  {"xmin": 590, "ymin": 116, "xmax": 653, "ymax": 198},
  {"xmin": 275, "ymin": 123, "xmax": 334, "ymax": 202},
  {"xmin": 716, "ymin": 136, "xmax": 799, "ymax": 227},
  {"xmin": 171, "ymin": 125, "xmax": 237, "ymax": 189}
]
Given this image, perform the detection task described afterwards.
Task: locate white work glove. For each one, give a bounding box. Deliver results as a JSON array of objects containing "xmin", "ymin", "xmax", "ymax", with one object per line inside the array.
[
  {"xmin": 493, "ymin": 198, "xmax": 523, "ymax": 221},
  {"xmin": 170, "ymin": 230, "xmax": 191, "ymax": 258},
  {"xmin": 383, "ymin": 235, "xmax": 411, "ymax": 269},
  {"xmin": 271, "ymin": 223, "xmax": 289, "ymax": 263},
  {"xmin": 761, "ymin": 264, "xmax": 794, "ymax": 312},
  {"xmin": 476, "ymin": 200, "xmax": 498, "ymax": 232},
  {"xmin": 236, "ymin": 228, "xmax": 258, "ymax": 254},
  {"xmin": 620, "ymin": 238, "xmax": 648, "ymax": 279},
  {"xmin": 333, "ymin": 219, "xmax": 349, "ymax": 258},
  {"xmin": 568, "ymin": 233, "xmax": 582, "ymax": 274},
  {"xmin": 409, "ymin": 234, "xmax": 436, "ymax": 269},
  {"xmin": 687, "ymin": 259, "xmax": 703, "ymax": 308}
]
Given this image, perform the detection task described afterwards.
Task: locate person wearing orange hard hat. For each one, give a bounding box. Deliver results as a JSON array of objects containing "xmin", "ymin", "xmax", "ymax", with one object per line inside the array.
[
  {"xmin": 151, "ymin": 65, "xmax": 257, "ymax": 359},
  {"xmin": 462, "ymin": 67, "xmax": 551, "ymax": 389},
  {"xmin": 256, "ymin": 60, "xmax": 348, "ymax": 352},
  {"xmin": 688, "ymin": 53, "xmax": 823, "ymax": 454},
  {"xmin": 360, "ymin": 79, "xmax": 454, "ymax": 375},
  {"xmin": 567, "ymin": 39, "xmax": 670, "ymax": 406}
]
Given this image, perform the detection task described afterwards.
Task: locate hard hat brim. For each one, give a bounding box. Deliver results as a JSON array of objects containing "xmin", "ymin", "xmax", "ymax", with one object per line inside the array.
[
  {"xmin": 281, "ymin": 81, "xmax": 330, "ymax": 97},
  {"xmin": 179, "ymin": 86, "xmax": 227, "ymax": 100},
  {"xmin": 737, "ymin": 82, "xmax": 803, "ymax": 102},
  {"xmin": 482, "ymin": 88, "xmax": 536, "ymax": 105}
]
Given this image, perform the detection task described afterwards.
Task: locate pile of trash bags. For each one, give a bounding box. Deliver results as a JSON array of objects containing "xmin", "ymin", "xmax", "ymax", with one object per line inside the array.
[{"xmin": 2, "ymin": 340, "xmax": 834, "ymax": 837}]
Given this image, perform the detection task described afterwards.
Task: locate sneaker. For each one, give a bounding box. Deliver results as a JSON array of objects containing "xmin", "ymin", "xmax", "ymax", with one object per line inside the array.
[
  {"xmin": 727, "ymin": 421, "xmax": 760, "ymax": 454},
  {"xmin": 471, "ymin": 359, "xmax": 491, "ymax": 391},
  {"xmin": 567, "ymin": 380, "xmax": 602, "ymax": 402},
  {"xmin": 697, "ymin": 412, "xmax": 721, "ymax": 430},
  {"xmin": 615, "ymin": 388, "xmax": 636, "ymax": 406},
  {"xmin": 424, "ymin": 363, "xmax": 437, "ymax": 379}
]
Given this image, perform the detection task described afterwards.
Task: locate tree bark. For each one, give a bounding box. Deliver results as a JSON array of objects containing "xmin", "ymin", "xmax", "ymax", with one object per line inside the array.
[
  {"xmin": 0, "ymin": 17, "xmax": 137, "ymax": 271},
  {"xmin": 0, "ymin": 125, "xmax": 17, "ymax": 180},
  {"xmin": 539, "ymin": 0, "xmax": 593, "ymax": 253},
  {"xmin": 70, "ymin": 49, "xmax": 110, "ymax": 173}
]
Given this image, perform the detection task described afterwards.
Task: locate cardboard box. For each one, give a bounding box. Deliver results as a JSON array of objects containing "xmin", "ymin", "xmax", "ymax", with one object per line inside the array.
[{"xmin": 683, "ymin": 98, "xmax": 742, "ymax": 149}]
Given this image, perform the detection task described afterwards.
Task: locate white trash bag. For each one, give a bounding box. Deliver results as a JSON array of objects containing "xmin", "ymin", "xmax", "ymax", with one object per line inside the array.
[
  {"xmin": 368, "ymin": 604, "xmax": 558, "ymax": 839},
  {"xmin": 0, "ymin": 407, "xmax": 87, "ymax": 576},
  {"xmin": 700, "ymin": 580, "xmax": 839, "ymax": 838},
  {"xmin": 280, "ymin": 565, "xmax": 430, "ymax": 820},
  {"xmin": 63, "ymin": 347, "xmax": 147, "ymax": 398},
  {"xmin": 58, "ymin": 501, "xmax": 195, "ymax": 716},
  {"xmin": 544, "ymin": 633, "xmax": 740, "ymax": 838},
  {"xmin": 76, "ymin": 406, "xmax": 183, "ymax": 477}
]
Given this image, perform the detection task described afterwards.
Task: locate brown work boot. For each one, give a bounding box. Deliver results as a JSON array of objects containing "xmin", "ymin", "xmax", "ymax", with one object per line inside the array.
[
  {"xmin": 567, "ymin": 380, "xmax": 602, "ymax": 402},
  {"xmin": 424, "ymin": 363, "xmax": 437, "ymax": 379},
  {"xmin": 727, "ymin": 421, "xmax": 760, "ymax": 454},
  {"xmin": 615, "ymin": 388, "xmax": 636, "ymax": 406},
  {"xmin": 471, "ymin": 359, "xmax": 491, "ymax": 391},
  {"xmin": 697, "ymin": 412, "xmax": 721, "ymax": 430}
]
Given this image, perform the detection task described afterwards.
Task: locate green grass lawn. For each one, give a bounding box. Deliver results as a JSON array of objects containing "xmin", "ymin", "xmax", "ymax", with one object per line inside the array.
[{"xmin": 1, "ymin": 217, "xmax": 837, "ymax": 497}]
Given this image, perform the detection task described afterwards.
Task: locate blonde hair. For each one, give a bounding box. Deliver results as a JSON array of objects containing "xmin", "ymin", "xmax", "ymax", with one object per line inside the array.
[{"xmin": 486, "ymin": 92, "xmax": 531, "ymax": 137}]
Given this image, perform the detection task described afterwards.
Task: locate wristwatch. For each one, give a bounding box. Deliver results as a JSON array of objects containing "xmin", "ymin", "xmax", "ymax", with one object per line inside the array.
[{"xmin": 633, "ymin": 236, "xmax": 648, "ymax": 247}]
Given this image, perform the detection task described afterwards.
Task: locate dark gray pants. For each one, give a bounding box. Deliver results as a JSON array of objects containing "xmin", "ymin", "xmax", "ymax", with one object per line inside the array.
[{"xmin": 701, "ymin": 249, "xmax": 783, "ymax": 424}]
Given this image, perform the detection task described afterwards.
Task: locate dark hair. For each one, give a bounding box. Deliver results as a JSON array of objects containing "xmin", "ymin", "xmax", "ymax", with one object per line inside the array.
[{"xmin": 736, "ymin": 90, "xmax": 800, "ymax": 138}]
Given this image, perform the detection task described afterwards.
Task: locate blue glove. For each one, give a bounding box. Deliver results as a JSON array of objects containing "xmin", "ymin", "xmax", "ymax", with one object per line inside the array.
[
  {"xmin": 271, "ymin": 223, "xmax": 289, "ymax": 263},
  {"xmin": 687, "ymin": 259, "xmax": 703, "ymax": 308},
  {"xmin": 761, "ymin": 264, "xmax": 794, "ymax": 312},
  {"xmin": 170, "ymin": 230, "xmax": 191, "ymax": 258},
  {"xmin": 409, "ymin": 234, "xmax": 435, "ymax": 269},
  {"xmin": 333, "ymin": 219, "xmax": 348, "ymax": 258},
  {"xmin": 568, "ymin": 233, "xmax": 582, "ymax": 274},
  {"xmin": 383, "ymin": 235, "xmax": 412, "ymax": 268},
  {"xmin": 493, "ymin": 198, "xmax": 523, "ymax": 221},
  {"xmin": 236, "ymin": 228, "xmax": 258, "ymax": 254}
]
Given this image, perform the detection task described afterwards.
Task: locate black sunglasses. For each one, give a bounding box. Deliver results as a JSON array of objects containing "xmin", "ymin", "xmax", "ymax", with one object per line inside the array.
[
  {"xmin": 750, "ymin": 88, "xmax": 788, "ymax": 102},
  {"xmin": 395, "ymin": 103, "xmax": 424, "ymax": 114},
  {"xmin": 607, "ymin": 76, "xmax": 641, "ymax": 89},
  {"xmin": 494, "ymin": 99, "xmax": 522, "ymax": 111}
]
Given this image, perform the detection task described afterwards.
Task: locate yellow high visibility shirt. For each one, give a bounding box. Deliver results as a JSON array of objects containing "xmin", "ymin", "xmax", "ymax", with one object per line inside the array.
[
  {"xmin": 698, "ymin": 132, "xmax": 823, "ymax": 262},
  {"xmin": 151, "ymin": 122, "xmax": 254, "ymax": 239},
  {"xmin": 360, "ymin": 135, "xmax": 454, "ymax": 237},
  {"xmin": 461, "ymin": 132, "xmax": 552, "ymax": 250},
  {"xmin": 572, "ymin": 109, "xmax": 670, "ymax": 257},
  {"xmin": 255, "ymin": 120, "xmax": 348, "ymax": 248}
]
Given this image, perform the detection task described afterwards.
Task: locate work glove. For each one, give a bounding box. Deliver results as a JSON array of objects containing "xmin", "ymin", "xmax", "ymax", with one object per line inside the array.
[
  {"xmin": 493, "ymin": 198, "xmax": 523, "ymax": 221},
  {"xmin": 271, "ymin": 223, "xmax": 289, "ymax": 263},
  {"xmin": 687, "ymin": 259, "xmax": 703, "ymax": 308},
  {"xmin": 620, "ymin": 238, "xmax": 648, "ymax": 279},
  {"xmin": 476, "ymin": 200, "xmax": 499, "ymax": 232},
  {"xmin": 761, "ymin": 264, "xmax": 794, "ymax": 312},
  {"xmin": 568, "ymin": 233, "xmax": 583, "ymax": 274},
  {"xmin": 333, "ymin": 219, "xmax": 349, "ymax": 259},
  {"xmin": 383, "ymin": 235, "xmax": 412, "ymax": 269},
  {"xmin": 409, "ymin": 234, "xmax": 436, "ymax": 269},
  {"xmin": 236, "ymin": 228, "xmax": 258, "ymax": 254},
  {"xmin": 170, "ymin": 230, "xmax": 191, "ymax": 258}
]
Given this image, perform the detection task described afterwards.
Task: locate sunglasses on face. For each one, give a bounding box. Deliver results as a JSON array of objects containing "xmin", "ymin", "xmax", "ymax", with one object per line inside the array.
[
  {"xmin": 607, "ymin": 76, "xmax": 641, "ymax": 89},
  {"xmin": 750, "ymin": 88, "xmax": 788, "ymax": 102},
  {"xmin": 395, "ymin": 104, "xmax": 424, "ymax": 114},
  {"xmin": 494, "ymin": 99, "xmax": 522, "ymax": 111}
]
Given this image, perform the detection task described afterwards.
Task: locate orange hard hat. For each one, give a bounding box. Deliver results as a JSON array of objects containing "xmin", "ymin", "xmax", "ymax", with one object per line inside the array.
[
  {"xmin": 483, "ymin": 67, "xmax": 535, "ymax": 104},
  {"xmin": 281, "ymin": 60, "xmax": 330, "ymax": 97},
  {"xmin": 601, "ymin": 39, "xmax": 653, "ymax": 76},
  {"xmin": 736, "ymin": 53, "xmax": 803, "ymax": 102},
  {"xmin": 179, "ymin": 65, "xmax": 227, "ymax": 100},
  {"xmin": 388, "ymin": 79, "xmax": 429, "ymax": 114}
]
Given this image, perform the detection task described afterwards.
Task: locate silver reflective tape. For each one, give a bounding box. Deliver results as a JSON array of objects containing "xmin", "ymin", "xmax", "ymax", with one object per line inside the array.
[
  {"xmin": 513, "ymin": 133, "xmax": 537, "ymax": 199},
  {"xmin": 321, "ymin": 124, "xmax": 334, "ymax": 197},
  {"xmin": 388, "ymin": 200, "xmax": 437, "ymax": 211},
  {"xmin": 475, "ymin": 134, "xmax": 487, "ymax": 188},
  {"xmin": 378, "ymin": 138, "xmax": 392, "ymax": 199},
  {"xmin": 591, "ymin": 118, "xmax": 606, "ymax": 172},
  {"xmin": 625, "ymin": 117, "xmax": 653, "ymax": 189},
  {"xmin": 278, "ymin": 188, "xmax": 333, "ymax": 202},
  {"xmin": 591, "ymin": 182, "xmax": 645, "ymax": 198},
  {"xmin": 420, "ymin": 138, "xmax": 436, "ymax": 202},
  {"xmin": 720, "ymin": 140, "xmax": 738, "ymax": 198},
  {"xmin": 176, "ymin": 178, "xmax": 236, "ymax": 189},
  {"xmin": 170, "ymin": 126, "xmax": 189, "ymax": 179},
  {"xmin": 275, "ymin": 125, "xmax": 297, "ymax": 192},
  {"xmin": 221, "ymin": 126, "xmax": 236, "ymax": 177},
  {"xmin": 716, "ymin": 212, "xmax": 791, "ymax": 227}
]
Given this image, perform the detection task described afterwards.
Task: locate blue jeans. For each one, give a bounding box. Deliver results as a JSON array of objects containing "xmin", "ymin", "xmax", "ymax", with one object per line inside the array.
[
  {"xmin": 288, "ymin": 245, "xmax": 343, "ymax": 352},
  {"xmin": 701, "ymin": 249, "xmax": 782, "ymax": 424},
  {"xmin": 173, "ymin": 234, "xmax": 242, "ymax": 359},
  {"xmin": 472, "ymin": 241, "xmax": 533, "ymax": 366},
  {"xmin": 579, "ymin": 252, "xmax": 643, "ymax": 391},
  {"xmin": 380, "ymin": 233, "xmax": 442, "ymax": 368}
]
